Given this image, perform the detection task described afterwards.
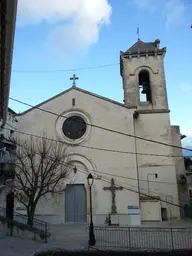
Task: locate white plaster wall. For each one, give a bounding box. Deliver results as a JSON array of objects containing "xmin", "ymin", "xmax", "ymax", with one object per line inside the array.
[
  {"xmin": 171, "ymin": 125, "xmax": 188, "ymax": 217},
  {"xmin": 15, "ymin": 87, "xmax": 182, "ymax": 222},
  {"xmin": 15, "ymin": 89, "xmax": 140, "ymax": 224},
  {"xmin": 135, "ymin": 113, "xmax": 181, "ymax": 219},
  {"xmin": 34, "ymin": 167, "xmax": 139, "ymax": 225},
  {"xmin": 171, "ymin": 126, "xmax": 186, "ymax": 177}
]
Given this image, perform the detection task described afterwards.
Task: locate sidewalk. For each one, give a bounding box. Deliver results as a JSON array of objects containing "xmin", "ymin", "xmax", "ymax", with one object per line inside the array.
[
  {"xmin": 43, "ymin": 224, "xmax": 88, "ymax": 251},
  {"xmin": 0, "ymin": 236, "xmax": 42, "ymax": 256},
  {"xmin": 141, "ymin": 219, "xmax": 192, "ymax": 228}
]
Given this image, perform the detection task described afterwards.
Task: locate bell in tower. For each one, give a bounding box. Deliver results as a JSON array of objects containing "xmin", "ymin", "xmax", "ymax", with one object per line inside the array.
[
  {"xmin": 139, "ymin": 70, "xmax": 152, "ymax": 102},
  {"xmin": 120, "ymin": 38, "xmax": 168, "ymax": 109}
]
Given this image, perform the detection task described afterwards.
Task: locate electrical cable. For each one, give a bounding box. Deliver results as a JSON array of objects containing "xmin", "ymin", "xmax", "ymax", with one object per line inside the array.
[
  {"xmin": 9, "ymin": 97, "xmax": 192, "ymax": 154},
  {"xmin": 12, "ymin": 63, "xmax": 119, "ymax": 73},
  {"xmin": 4, "ymin": 126, "xmax": 191, "ymax": 161},
  {"xmin": 13, "ymin": 138, "xmax": 191, "ymax": 198}
]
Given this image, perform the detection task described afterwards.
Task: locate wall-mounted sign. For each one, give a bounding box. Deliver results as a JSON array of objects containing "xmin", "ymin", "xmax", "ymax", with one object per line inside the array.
[{"xmin": 128, "ymin": 205, "xmax": 140, "ymax": 215}]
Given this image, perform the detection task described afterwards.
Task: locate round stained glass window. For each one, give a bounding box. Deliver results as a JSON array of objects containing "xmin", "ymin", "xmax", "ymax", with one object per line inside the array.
[{"xmin": 62, "ymin": 116, "xmax": 87, "ymax": 140}]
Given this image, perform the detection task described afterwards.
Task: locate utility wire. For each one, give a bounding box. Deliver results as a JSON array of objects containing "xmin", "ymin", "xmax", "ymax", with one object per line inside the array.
[
  {"xmin": 93, "ymin": 171, "xmax": 190, "ymax": 206},
  {"xmin": 13, "ymin": 138, "xmax": 188, "ymax": 210},
  {"xmin": 73, "ymin": 166, "xmax": 187, "ymax": 210},
  {"xmin": 72, "ymin": 162, "xmax": 190, "ymax": 186},
  {"xmin": 100, "ymin": 177, "xmax": 187, "ymax": 210},
  {"xmin": 58, "ymin": 160, "xmax": 191, "ymax": 200},
  {"xmin": 11, "ymin": 134, "xmax": 191, "ymax": 187},
  {"xmin": 4, "ymin": 126, "xmax": 190, "ymax": 159},
  {"xmin": 9, "ymin": 97, "xmax": 192, "ymax": 153},
  {"xmin": 74, "ymin": 161, "xmax": 189, "ymax": 203},
  {"xmin": 12, "ymin": 63, "xmax": 119, "ymax": 73},
  {"xmin": 14, "ymin": 138, "xmax": 187, "ymax": 210}
]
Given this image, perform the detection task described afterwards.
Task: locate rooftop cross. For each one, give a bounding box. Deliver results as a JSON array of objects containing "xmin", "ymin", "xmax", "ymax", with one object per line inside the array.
[{"xmin": 70, "ymin": 74, "xmax": 79, "ymax": 87}]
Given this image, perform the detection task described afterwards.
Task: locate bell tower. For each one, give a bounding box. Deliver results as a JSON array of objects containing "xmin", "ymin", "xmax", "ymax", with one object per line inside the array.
[{"xmin": 120, "ymin": 39, "xmax": 169, "ymax": 111}]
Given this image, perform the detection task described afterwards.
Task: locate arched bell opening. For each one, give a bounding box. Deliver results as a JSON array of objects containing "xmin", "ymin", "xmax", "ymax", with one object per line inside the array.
[{"xmin": 139, "ymin": 70, "xmax": 152, "ymax": 103}]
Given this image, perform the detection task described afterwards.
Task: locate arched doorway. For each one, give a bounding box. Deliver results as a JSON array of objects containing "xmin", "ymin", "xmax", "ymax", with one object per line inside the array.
[{"xmin": 65, "ymin": 160, "xmax": 87, "ymax": 223}]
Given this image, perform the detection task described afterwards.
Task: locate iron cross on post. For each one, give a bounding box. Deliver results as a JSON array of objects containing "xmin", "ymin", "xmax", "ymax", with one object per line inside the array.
[
  {"xmin": 70, "ymin": 74, "xmax": 79, "ymax": 87},
  {"xmin": 103, "ymin": 178, "xmax": 123, "ymax": 214}
]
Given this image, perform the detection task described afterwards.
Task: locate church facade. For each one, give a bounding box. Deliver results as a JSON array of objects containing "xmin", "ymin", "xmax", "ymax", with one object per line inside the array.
[{"xmin": 14, "ymin": 39, "xmax": 187, "ymax": 225}]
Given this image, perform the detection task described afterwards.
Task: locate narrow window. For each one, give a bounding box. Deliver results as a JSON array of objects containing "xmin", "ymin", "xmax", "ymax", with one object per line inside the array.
[
  {"xmin": 139, "ymin": 70, "xmax": 152, "ymax": 102},
  {"xmin": 72, "ymin": 98, "xmax": 75, "ymax": 107}
]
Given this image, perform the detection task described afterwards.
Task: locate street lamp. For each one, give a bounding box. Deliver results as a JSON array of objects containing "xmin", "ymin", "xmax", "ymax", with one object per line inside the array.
[
  {"xmin": 147, "ymin": 173, "xmax": 158, "ymax": 196},
  {"xmin": 87, "ymin": 173, "xmax": 96, "ymax": 247}
]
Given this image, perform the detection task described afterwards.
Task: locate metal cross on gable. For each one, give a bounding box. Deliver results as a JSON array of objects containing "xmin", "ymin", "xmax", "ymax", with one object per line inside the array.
[
  {"xmin": 70, "ymin": 74, "xmax": 79, "ymax": 87},
  {"xmin": 103, "ymin": 178, "xmax": 123, "ymax": 214}
]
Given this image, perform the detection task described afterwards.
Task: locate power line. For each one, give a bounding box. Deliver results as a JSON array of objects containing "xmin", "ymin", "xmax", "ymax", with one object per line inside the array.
[
  {"xmin": 73, "ymin": 161, "xmax": 191, "ymax": 200},
  {"xmin": 9, "ymin": 96, "xmax": 192, "ymax": 153},
  {"xmin": 97, "ymin": 173, "xmax": 190, "ymax": 206},
  {"xmin": 4, "ymin": 126, "xmax": 190, "ymax": 159},
  {"xmin": 74, "ymin": 162, "xmax": 189, "ymax": 186},
  {"xmin": 74, "ymin": 160, "xmax": 190, "ymax": 209},
  {"xmin": 13, "ymin": 138, "xmax": 188, "ymax": 210},
  {"xmin": 73, "ymin": 166, "xmax": 187, "ymax": 210},
  {"xmin": 12, "ymin": 63, "xmax": 119, "ymax": 73},
  {"xmin": 101, "ymin": 177, "xmax": 188, "ymax": 209},
  {"xmin": 10, "ymin": 132, "xmax": 190, "ymax": 187}
]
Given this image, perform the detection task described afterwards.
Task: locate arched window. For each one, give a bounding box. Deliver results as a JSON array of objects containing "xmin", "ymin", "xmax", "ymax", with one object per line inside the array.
[{"xmin": 139, "ymin": 70, "xmax": 152, "ymax": 102}]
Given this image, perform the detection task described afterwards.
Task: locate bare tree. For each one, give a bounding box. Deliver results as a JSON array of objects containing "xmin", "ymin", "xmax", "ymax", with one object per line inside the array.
[{"xmin": 12, "ymin": 136, "xmax": 72, "ymax": 226}]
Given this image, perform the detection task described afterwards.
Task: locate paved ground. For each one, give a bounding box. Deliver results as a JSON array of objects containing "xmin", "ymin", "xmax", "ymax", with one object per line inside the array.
[
  {"xmin": 0, "ymin": 220, "xmax": 192, "ymax": 255},
  {"xmin": 141, "ymin": 219, "xmax": 192, "ymax": 228},
  {"xmin": 42, "ymin": 221, "xmax": 192, "ymax": 253},
  {"xmin": 0, "ymin": 224, "xmax": 89, "ymax": 256},
  {"xmin": 0, "ymin": 236, "xmax": 42, "ymax": 256},
  {"xmin": 42, "ymin": 224, "xmax": 89, "ymax": 252}
]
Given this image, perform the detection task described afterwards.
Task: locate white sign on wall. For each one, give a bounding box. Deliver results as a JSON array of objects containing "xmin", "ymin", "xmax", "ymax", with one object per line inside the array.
[{"xmin": 128, "ymin": 205, "xmax": 140, "ymax": 215}]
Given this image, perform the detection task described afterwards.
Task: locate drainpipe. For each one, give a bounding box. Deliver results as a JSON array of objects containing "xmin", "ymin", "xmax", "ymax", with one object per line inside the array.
[{"xmin": 133, "ymin": 111, "xmax": 141, "ymax": 208}]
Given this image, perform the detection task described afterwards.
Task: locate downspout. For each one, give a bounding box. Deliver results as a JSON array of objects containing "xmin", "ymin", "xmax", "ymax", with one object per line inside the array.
[{"xmin": 133, "ymin": 111, "xmax": 141, "ymax": 208}]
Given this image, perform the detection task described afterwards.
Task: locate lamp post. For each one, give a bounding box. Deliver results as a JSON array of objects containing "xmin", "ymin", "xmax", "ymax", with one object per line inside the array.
[
  {"xmin": 147, "ymin": 173, "xmax": 158, "ymax": 196},
  {"xmin": 87, "ymin": 173, "xmax": 96, "ymax": 246}
]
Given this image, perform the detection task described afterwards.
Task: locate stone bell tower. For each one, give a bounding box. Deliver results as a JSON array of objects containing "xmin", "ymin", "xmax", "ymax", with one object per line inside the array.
[{"xmin": 120, "ymin": 39, "xmax": 169, "ymax": 111}]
